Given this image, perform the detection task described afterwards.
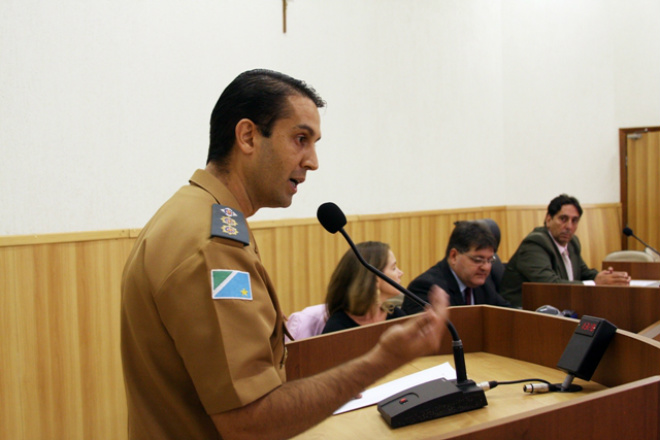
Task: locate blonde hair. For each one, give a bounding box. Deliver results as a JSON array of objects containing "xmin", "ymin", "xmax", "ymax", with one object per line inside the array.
[{"xmin": 325, "ymin": 241, "xmax": 391, "ymax": 317}]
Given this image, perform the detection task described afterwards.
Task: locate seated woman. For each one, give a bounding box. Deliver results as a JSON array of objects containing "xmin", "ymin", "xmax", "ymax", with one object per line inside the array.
[{"xmin": 322, "ymin": 241, "xmax": 406, "ymax": 334}]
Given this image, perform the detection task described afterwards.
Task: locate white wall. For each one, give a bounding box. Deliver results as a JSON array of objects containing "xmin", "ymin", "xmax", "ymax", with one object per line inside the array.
[{"xmin": 1, "ymin": 0, "xmax": 659, "ymax": 235}]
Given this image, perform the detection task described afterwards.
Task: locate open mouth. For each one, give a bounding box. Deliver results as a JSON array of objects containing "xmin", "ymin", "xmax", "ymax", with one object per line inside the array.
[{"xmin": 290, "ymin": 176, "xmax": 305, "ymax": 189}]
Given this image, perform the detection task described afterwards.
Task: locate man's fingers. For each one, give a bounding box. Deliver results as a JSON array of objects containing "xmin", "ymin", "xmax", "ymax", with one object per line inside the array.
[
  {"xmin": 427, "ymin": 285, "xmax": 449, "ymax": 309},
  {"xmin": 421, "ymin": 285, "xmax": 449, "ymax": 336}
]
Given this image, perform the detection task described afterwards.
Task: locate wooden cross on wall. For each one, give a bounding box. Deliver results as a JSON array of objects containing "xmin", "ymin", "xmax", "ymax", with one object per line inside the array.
[{"xmin": 282, "ymin": 0, "xmax": 288, "ymax": 33}]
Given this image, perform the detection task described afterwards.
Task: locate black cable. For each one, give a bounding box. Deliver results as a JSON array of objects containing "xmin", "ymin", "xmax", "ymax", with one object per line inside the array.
[
  {"xmin": 496, "ymin": 378, "xmax": 553, "ymax": 386},
  {"xmin": 477, "ymin": 378, "xmax": 556, "ymax": 393}
]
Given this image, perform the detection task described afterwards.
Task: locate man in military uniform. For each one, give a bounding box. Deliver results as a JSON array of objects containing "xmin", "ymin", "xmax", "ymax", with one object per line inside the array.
[{"xmin": 121, "ymin": 69, "xmax": 449, "ymax": 439}]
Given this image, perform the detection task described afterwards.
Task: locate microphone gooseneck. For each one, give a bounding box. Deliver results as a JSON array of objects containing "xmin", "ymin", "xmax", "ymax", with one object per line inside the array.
[
  {"xmin": 622, "ymin": 225, "xmax": 660, "ymax": 257},
  {"xmin": 316, "ymin": 202, "xmax": 467, "ymax": 384}
]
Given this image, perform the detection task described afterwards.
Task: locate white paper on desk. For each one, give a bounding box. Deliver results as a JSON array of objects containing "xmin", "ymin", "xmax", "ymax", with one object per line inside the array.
[
  {"xmin": 333, "ymin": 362, "xmax": 456, "ymax": 415},
  {"xmin": 630, "ymin": 280, "xmax": 660, "ymax": 287}
]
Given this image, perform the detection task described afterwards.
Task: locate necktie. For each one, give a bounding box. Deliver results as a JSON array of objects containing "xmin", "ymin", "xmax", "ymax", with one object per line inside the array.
[
  {"xmin": 464, "ymin": 287, "xmax": 473, "ymax": 305},
  {"xmin": 562, "ymin": 249, "xmax": 574, "ymax": 281}
]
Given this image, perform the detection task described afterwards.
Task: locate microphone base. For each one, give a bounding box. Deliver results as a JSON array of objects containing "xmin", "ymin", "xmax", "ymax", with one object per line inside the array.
[
  {"xmin": 555, "ymin": 383, "xmax": 583, "ymax": 393},
  {"xmin": 377, "ymin": 378, "xmax": 487, "ymax": 429}
]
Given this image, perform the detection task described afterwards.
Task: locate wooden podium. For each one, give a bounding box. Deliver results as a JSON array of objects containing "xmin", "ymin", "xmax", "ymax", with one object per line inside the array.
[
  {"xmin": 285, "ymin": 306, "xmax": 660, "ymax": 439},
  {"xmin": 521, "ymin": 282, "xmax": 660, "ymax": 333}
]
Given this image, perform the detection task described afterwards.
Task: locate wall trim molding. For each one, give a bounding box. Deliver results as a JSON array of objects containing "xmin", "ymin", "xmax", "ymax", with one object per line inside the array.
[{"xmin": 0, "ymin": 203, "xmax": 621, "ymax": 247}]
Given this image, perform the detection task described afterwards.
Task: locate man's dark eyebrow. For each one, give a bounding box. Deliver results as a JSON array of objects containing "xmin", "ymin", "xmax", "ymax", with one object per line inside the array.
[{"xmin": 295, "ymin": 124, "xmax": 321, "ymax": 141}]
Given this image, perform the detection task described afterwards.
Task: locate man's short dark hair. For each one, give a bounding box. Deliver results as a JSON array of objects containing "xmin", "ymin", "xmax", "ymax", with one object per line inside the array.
[
  {"xmin": 445, "ymin": 221, "xmax": 496, "ymax": 258},
  {"xmin": 547, "ymin": 194, "xmax": 583, "ymax": 218},
  {"xmin": 207, "ymin": 69, "xmax": 326, "ymax": 166}
]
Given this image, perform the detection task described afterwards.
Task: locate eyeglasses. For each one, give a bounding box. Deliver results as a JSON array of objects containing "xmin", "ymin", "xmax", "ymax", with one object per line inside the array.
[{"xmin": 464, "ymin": 254, "xmax": 495, "ymax": 266}]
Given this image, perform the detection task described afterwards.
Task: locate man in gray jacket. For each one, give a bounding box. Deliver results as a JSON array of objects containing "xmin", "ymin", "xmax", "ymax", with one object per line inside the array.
[{"xmin": 500, "ymin": 194, "xmax": 630, "ymax": 308}]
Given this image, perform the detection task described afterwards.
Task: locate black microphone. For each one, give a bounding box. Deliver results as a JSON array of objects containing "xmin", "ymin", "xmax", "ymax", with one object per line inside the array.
[
  {"xmin": 623, "ymin": 226, "xmax": 660, "ymax": 257},
  {"xmin": 317, "ymin": 202, "xmax": 487, "ymax": 428}
]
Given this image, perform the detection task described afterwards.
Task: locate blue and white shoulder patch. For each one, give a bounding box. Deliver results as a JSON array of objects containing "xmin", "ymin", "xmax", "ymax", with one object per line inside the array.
[
  {"xmin": 211, "ymin": 269, "xmax": 253, "ymax": 300},
  {"xmin": 211, "ymin": 204, "xmax": 249, "ymax": 246}
]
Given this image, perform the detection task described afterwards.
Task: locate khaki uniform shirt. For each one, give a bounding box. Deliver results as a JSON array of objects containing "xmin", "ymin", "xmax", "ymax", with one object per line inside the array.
[{"xmin": 121, "ymin": 169, "xmax": 287, "ymax": 439}]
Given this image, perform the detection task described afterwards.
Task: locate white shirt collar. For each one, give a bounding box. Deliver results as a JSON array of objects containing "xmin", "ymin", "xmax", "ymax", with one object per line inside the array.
[
  {"xmin": 547, "ymin": 230, "xmax": 569, "ymax": 256},
  {"xmin": 449, "ymin": 267, "xmax": 468, "ymax": 293}
]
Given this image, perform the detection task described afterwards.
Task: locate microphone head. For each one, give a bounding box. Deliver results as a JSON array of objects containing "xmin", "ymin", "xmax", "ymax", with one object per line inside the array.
[
  {"xmin": 623, "ymin": 226, "xmax": 633, "ymax": 237},
  {"xmin": 317, "ymin": 202, "xmax": 347, "ymax": 234}
]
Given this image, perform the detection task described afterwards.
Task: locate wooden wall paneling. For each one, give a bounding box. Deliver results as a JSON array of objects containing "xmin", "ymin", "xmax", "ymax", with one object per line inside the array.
[
  {"xmin": 390, "ymin": 218, "xmax": 405, "ymax": 267},
  {"xmin": 12, "ymin": 244, "xmax": 41, "ymax": 439},
  {"xmin": 75, "ymin": 239, "xmax": 132, "ymax": 439},
  {"xmin": 300, "ymin": 223, "xmax": 333, "ymax": 312},
  {"xmin": 313, "ymin": 223, "xmax": 346, "ymax": 309},
  {"xmin": 301, "ymin": 225, "xmax": 321, "ymax": 310},
  {"xmin": 405, "ymin": 215, "xmax": 428, "ymax": 287},
  {"xmin": 13, "ymin": 243, "xmax": 81, "ymax": 439},
  {"xmin": 393, "ymin": 216, "xmax": 410, "ymax": 286},
  {"xmin": 357, "ymin": 216, "xmax": 379, "ymax": 242},
  {"xmin": 480, "ymin": 208, "xmax": 508, "ymax": 256},
  {"xmin": 272, "ymin": 226, "xmax": 294, "ymax": 313},
  {"xmin": 397, "ymin": 215, "xmax": 428, "ymax": 287},
  {"xmin": 502, "ymin": 206, "xmax": 546, "ymax": 262},
  {"xmin": 579, "ymin": 205, "xmax": 622, "ymax": 268},
  {"xmin": 0, "ymin": 239, "xmax": 133, "ymax": 440},
  {"xmin": 421, "ymin": 214, "xmax": 440, "ymax": 267},
  {"xmin": 577, "ymin": 206, "xmax": 600, "ymax": 265},
  {"xmin": 576, "ymin": 208, "xmax": 593, "ymax": 265},
  {"xmin": 1, "ymin": 245, "xmax": 28, "ymax": 439},
  {"xmin": 372, "ymin": 216, "xmax": 397, "ymax": 245},
  {"xmin": 290, "ymin": 224, "xmax": 308, "ymax": 312},
  {"xmin": 251, "ymin": 228, "xmax": 274, "ymax": 272},
  {"xmin": 36, "ymin": 243, "xmax": 84, "ymax": 439},
  {"xmin": 432, "ymin": 213, "xmax": 454, "ymax": 257}
]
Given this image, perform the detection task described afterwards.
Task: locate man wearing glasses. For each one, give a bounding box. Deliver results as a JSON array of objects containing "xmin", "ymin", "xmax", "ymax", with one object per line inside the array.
[{"xmin": 402, "ymin": 221, "xmax": 512, "ymax": 314}]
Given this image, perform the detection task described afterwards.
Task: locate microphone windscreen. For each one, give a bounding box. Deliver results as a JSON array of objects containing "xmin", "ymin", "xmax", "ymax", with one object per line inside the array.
[
  {"xmin": 623, "ymin": 227, "xmax": 633, "ymax": 237},
  {"xmin": 317, "ymin": 202, "xmax": 347, "ymax": 234}
]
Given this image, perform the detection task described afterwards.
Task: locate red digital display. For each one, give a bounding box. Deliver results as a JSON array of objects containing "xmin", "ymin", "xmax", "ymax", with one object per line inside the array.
[
  {"xmin": 581, "ymin": 321, "xmax": 597, "ymax": 333},
  {"xmin": 576, "ymin": 318, "xmax": 599, "ymax": 337}
]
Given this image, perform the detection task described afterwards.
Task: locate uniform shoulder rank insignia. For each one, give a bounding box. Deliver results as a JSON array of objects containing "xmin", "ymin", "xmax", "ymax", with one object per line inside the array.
[{"xmin": 211, "ymin": 204, "xmax": 250, "ymax": 246}]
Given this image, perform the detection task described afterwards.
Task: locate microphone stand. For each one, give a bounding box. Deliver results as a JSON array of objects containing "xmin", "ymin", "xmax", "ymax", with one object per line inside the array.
[
  {"xmin": 335, "ymin": 228, "xmax": 487, "ymax": 428},
  {"xmin": 624, "ymin": 226, "xmax": 660, "ymax": 257},
  {"xmin": 338, "ymin": 228, "xmax": 468, "ymax": 383}
]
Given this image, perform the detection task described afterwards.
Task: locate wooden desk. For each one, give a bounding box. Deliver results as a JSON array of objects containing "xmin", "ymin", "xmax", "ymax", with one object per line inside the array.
[
  {"xmin": 522, "ymin": 282, "xmax": 660, "ymax": 333},
  {"xmin": 286, "ymin": 306, "xmax": 660, "ymax": 439},
  {"xmin": 292, "ymin": 353, "xmax": 606, "ymax": 439},
  {"xmin": 602, "ymin": 261, "xmax": 660, "ymax": 280}
]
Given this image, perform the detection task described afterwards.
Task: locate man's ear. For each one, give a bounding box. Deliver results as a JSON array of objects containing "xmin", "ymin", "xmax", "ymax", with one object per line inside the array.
[
  {"xmin": 234, "ymin": 118, "xmax": 258, "ymax": 154},
  {"xmin": 544, "ymin": 214, "xmax": 552, "ymax": 227},
  {"xmin": 448, "ymin": 248, "xmax": 459, "ymax": 265}
]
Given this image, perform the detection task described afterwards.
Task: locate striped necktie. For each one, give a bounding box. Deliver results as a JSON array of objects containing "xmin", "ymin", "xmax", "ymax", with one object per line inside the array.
[
  {"xmin": 464, "ymin": 287, "xmax": 473, "ymax": 305},
  {"xmin": 562, "ymin": 249, "xmax": 574, "ymax": 281}
]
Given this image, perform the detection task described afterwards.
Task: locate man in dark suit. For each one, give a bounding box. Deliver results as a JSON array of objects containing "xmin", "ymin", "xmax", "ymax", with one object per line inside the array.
[
  {"xmin": 499, "ymin": 194, "xmax": 630, "ymax": 308},
  {"xmin": 402, "ymin": 221, "xmax": 512, "ymax": 314}
]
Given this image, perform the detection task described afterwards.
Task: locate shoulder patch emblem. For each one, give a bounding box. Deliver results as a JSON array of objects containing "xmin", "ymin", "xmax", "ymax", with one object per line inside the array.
[
  {"xmin": 211, "ymin": 270, "xmax": 253, "ymax": 300},
  {"xmin": 211, "ymin": 204, "xmax": 249, "ymax": 245}
]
